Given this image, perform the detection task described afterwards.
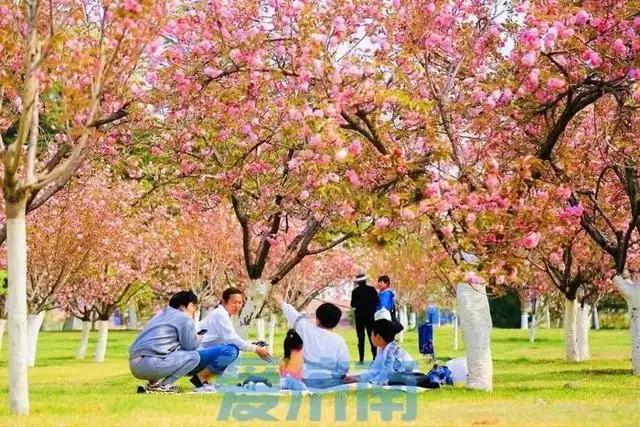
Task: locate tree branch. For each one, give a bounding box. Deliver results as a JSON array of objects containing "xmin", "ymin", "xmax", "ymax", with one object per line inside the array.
[
  {"xmin": 340, "ymin": 110, "xmax": 388, "ymax": 155},
  {"xmin": 306, "ymin": 232, "xmax": 354, "ymax": 255},
  {"xmin": 230, "ymin": 194, "xmax": 254, "ymax": 274}
]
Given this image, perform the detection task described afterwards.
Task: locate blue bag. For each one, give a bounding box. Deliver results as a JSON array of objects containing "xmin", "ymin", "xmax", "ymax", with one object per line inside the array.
[
  {"xmin": 418, "ymin": 322, "xmax": 434, "ymax": 356},
  {"xmin": 423, "ymin": 364, "xmax": 454, "ymax": 388}
]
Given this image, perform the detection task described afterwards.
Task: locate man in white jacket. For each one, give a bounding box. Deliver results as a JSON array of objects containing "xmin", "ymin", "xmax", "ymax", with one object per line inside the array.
[{"xmin": 196, "ymin": 287, "xmax": 272, "ymax": 389}]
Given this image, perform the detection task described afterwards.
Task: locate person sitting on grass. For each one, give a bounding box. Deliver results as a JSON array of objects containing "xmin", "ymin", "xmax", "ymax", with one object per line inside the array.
[
  {"xmin": 345, "ymin": 319, "xmax": 416, "ymax": 386},
  {"xmin": 196, "ymin": 287, "xmax": 273, "ymax": 391},
  {"xmin": 272, "ymin": 293, "xmax": 350, "ymax": 389},
  {"xmin": 279, "ymin": 329, "xmax": 307, "ymax": 391},
  {"xmin": 128, "ymin": 291, "xmax": 240, "ymax": 393}
]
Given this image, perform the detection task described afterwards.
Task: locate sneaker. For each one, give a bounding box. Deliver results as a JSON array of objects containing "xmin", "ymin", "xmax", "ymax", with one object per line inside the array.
[
  {"xmin": 194, "ymin": 383, "xmax": 217, "ymax": 393},
  {"xmin": 149, "ymin": 383, "xmax": 180, "ymax": 393},
  {"xmin": 137, "ymin": 380, "xmax": 163, "ymax": 394}
]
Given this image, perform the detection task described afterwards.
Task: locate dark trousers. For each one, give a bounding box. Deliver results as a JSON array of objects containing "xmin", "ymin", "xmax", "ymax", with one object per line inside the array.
[{"xmin": 355, "ymin": 314, "xmax": 376, "ymax": 362}]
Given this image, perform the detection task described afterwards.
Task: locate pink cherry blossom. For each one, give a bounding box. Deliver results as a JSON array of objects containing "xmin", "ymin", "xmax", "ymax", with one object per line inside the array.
[
  {"xmin": 547, "ymin": 77, "xmax": 565, "ymax": 91},
  {"xmin": 375, "ymin": 217, "xmax": 390, "ymax": 229},
  {"xmin": 522, "ymin": 232, "xmax": 541, "ymax": 249}
]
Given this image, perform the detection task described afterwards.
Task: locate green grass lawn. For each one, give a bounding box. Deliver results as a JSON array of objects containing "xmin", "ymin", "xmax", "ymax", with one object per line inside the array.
[{"xmin": 0, "ymin": 326, "xmax": 639, "ymax": 426}]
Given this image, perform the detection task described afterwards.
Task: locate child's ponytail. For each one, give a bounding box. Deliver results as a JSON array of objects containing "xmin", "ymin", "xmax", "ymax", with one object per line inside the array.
[{"xmin": 283, "ymin": 329, "xmax": 303, "ymax": 359}]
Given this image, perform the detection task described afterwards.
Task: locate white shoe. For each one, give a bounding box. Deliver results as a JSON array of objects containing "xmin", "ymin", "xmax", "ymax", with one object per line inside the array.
[{"xmin": 194, "ymin": 383, "xmax": 217, "ymax": 393}]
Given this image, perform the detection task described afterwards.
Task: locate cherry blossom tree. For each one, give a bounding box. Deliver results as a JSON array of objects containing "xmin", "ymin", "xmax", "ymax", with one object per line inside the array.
[
  {"xmin": 490, "ymin": 1, "xmax": 640, "ymax": 373},
  {"xmin": 130, "ymin": 0, "xmax": 406, "ymax": 333},
  {"xmin": 0, "ymin": 0, "xmax": 170, "ymax": 413}
]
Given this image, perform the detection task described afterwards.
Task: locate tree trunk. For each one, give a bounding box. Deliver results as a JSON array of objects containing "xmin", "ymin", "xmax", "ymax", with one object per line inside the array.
[
  {"xmin": 398, "ymin": 305, "xmax": 408, "ymax": 343},
  {"xmin": 456, "ymin": 283, "xmax": 492, "ymax": 391},
  {"xmin": 564, "ymin": 298, "xmax": 579, "ymax": 362},
  {"xmin": 631, "ymin": 303, "xmax": 640, "ymax": 375},
  {"xmin": 62, "ymin": 316, "xmax": 75, "ymax": 331},
  {"xmin": 453, "ymin": 310, "xmax": 459, "ymax": 351},
  {"xmin": 7, "ymin": 199, "xmax": 29, "ymax": 415},
  {"xmin": 529, "ymin": 314, "xmax": 537, "ymax": 343},
  {"xmin": 127, "ymin": 303, "xmax": 138, "ymax": 329},
  {"xmin": 576, "ymin": 303, "xmax": 591, "ymax": 361},
  {"xmin": 76, "ymin": 320, "xmax": 91, "ymax": 360},
  {"xmin": 94, "ymin": 320, "xmax": 109, "ymax": 362},
  {"xmin": 520, "ymin": 312, "xmax": 528, "ymax": 330},
  {"xmin": 267, "ymin": 314, "xmax": 276, "ymax": 355},
  {"xmin": 592, "ymin": 305, "xmax": 600, "ymax": 330},
  {"xmin": 239, "ymin": 279, "xmax": 271, "ymax": 330},
  {"xmin": 612, "ymin": 276, "xmax": 640, "ymax": 374},
  {"xmin": 409, "ymin": 312, "xmax": 416, "ymax": 330},
  {"xmin": 256, "ymin": 318, "xmax": 266, "ymax": 341},
  {"xmin": 545, "ymin": 306, "xmax": 551, "ymax": 329},
  {"xmin": 0, "ymin": 318, "xmax": 6, "ymax": 354},
  {"xmin": 26, "ymin": 311, "xmax": 45, "ymax": 367}
]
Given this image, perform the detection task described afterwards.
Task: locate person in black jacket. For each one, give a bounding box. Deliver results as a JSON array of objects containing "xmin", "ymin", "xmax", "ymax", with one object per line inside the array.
[{"xmin": 350, "ymin": 273, "xmax": 379, "ymax": 364}]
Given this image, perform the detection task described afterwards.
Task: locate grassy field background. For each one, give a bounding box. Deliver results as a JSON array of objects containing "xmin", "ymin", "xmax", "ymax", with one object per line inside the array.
[{"xmin": 0, "ymin": 325, "xmax": 639, "ymax": 426}]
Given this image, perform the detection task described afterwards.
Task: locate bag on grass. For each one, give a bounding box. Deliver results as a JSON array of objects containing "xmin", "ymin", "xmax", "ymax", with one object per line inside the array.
[
  {"xmin": 421, "ymin": 364, "xmax": 454, "ymax": 389},
  {"xmin": 237, "ymin": 375, "xmax": 273, "ymax": 390}
]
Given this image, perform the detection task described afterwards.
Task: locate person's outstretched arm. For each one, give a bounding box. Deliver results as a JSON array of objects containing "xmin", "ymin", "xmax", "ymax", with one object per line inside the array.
[{"xmin": 273, "ymin": 294, "xmax": 301, "ymax": 325}]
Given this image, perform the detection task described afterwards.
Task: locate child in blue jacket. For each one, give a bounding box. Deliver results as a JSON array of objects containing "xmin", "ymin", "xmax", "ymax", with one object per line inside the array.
[{"xmin": 346, "ymin": 319, "xmax": 416, "ymax": 385}]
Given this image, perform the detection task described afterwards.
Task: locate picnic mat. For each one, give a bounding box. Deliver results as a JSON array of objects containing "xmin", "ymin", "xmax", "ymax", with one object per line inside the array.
[{"xmin": 185, "ymin": 383, "xmax": 429, "ymax": 395}]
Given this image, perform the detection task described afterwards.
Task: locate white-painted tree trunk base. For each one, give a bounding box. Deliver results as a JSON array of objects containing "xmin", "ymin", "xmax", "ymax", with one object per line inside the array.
[
  {"xmin": 398, "ymin": 305, "xmax": 408, "ymax": 343},
  {"xmin": 545, "ymin": 306, "xmax": 551, "ymax": 329},
  {"xmin": 453, "ymin": 312, "xmax": 459, "ymax": 351},
  {"xmin": 76, "ymin": 321, "xmax": 91, "ymax": 360},
  {"xmin": 592, "ymin": 306, "xmax": 600, "ymax": 330},
  {"xmin": 612, "ymin": 276, "xmax": 640, "ymax": 374},
  {"xmin": 631, "ymin": 305, "xmax": 640, "ymax": 375},
  {"xmin": 456, "ymin": 283, "xmax": 492, "ymax": 391},
  {"xmin": 0, "ymin": 318, "xmax": 6, "ymax": 354},
  {"xmin": 520, "ymin": 312, "xmax": 528, "ymax": 330},
  {"xmin": 564, "ymin": 298, "xmax": 579, "ymax": 362},
  {"xmin": 128, "ymin": 303, "xmax": 138, "ymax": 329},
  {"xmin": 239, "ymin": 280, "xmax": 271, "ymax": 330},
  {"xmin": 94, "ymin": 320, "xmax": 109, "ymax": 362},
  {"xmin": 26, "ymin": 312, "xmax": 45, "ymax": 367},
  {"xmin": 409, "ymin": 312, "xmax": 416, "ymax": 330},
  {"xmin": 529, "ymin": 314, "xmax": 537, "ymax": 343},
  {"xmin": 256, "ymin": 318, "xmax": 266, "ymax": 341},
  {"xmin": 576, "ymin": 304, "xmax": 591, "ymax": 361},
  {"xmin": 7, "ymin": 210, "xmax": 30, "ymax": 415},
  {"xmin": 267, "ymin": 314, "xmax": 276, "ymax": 355}
]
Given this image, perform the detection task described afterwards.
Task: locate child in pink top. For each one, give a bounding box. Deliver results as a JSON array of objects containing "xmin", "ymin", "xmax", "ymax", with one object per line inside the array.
[{"xmin": 279, "ymin": 329, "xmax": 306, "ymax": 390}]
